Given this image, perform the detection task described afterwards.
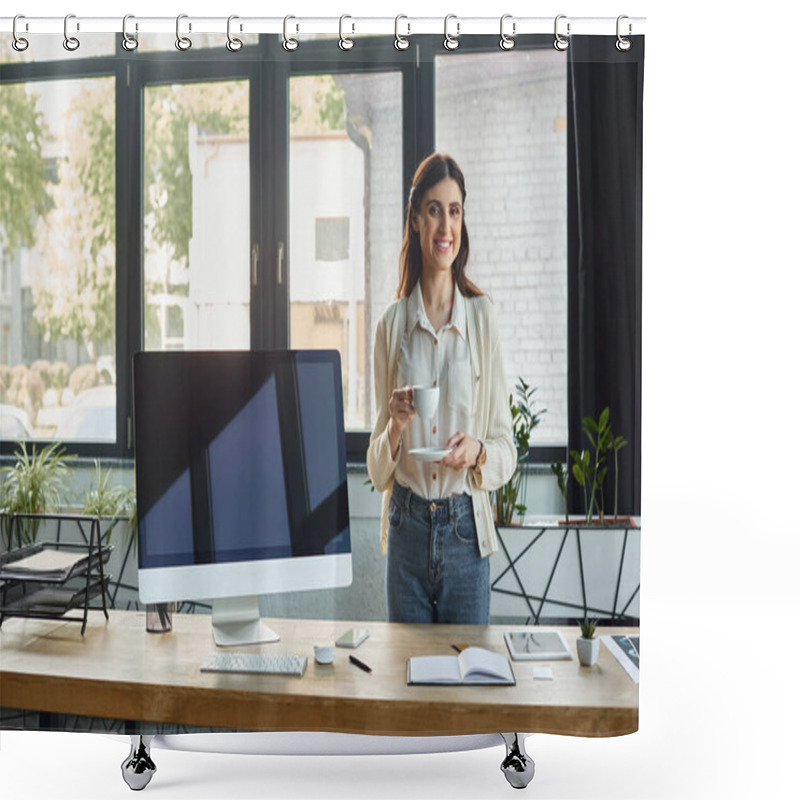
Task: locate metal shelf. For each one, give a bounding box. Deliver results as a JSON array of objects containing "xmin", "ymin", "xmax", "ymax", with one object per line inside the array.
[{"xmin": 0, "ymin": 514, "xmax": 111, "ymax": 635}]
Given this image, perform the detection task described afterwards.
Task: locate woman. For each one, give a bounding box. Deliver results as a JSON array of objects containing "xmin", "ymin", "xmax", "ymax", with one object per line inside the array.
[{"xmin": 367, "ymin": 153, "xmax": 516, "ymax": 625}]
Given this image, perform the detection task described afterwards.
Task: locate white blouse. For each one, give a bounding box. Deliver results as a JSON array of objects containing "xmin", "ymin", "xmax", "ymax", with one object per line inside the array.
[
  {"xmin": 394, "ymin": 281, "xmax": 474, "ymax": 500},
  {"xmin": 368, "ymin": 290, "xmax": 517, "ymax": 556}
]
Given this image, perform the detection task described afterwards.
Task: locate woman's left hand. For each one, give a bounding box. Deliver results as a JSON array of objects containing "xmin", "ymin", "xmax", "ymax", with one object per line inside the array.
[{"xmin": 441, "ymin": 432, "xmax": 481, "ymax": 472}]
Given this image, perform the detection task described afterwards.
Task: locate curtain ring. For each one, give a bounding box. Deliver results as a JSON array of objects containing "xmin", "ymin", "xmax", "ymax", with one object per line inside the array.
[
  {"xmin": 443, "ymin": 14, "xmax": 460, "ymax": 51},
  {"xmin": 615, "ymin": 15, "xmax": 632, "ymax": 51},
  {"xmin": 394, "ymin": 15, "xmax": 410, "ymax": 51},
  {"xmin": 12, "ymin": 14, "xmax": 29, "ymax": 52},
  {"xmin": 122, "ymin": 14, "xmax": 139, "ymax": 52},
  {"xmin": 339, "ymin": 15, "xmax": 355, "ymax": 51},
  {"xmin": 226, "ymin": 15, "xmax": 243, "ymax": 52},
  {"xmin": 175, "ymin": 14, "xmax": 192, "ymax": 51},
  {"xmin": 499, "ymin": 14, "xmax": 515, "ymax": 50},
  {"xmin": 63, "ymin": 13, "xmax": 80, "ymax": 52},
  {"xmin": 554, "ymin": 14, "xmax": 569, "ymax": 51},
  {"xmin": 282, "ymin": 15, "xmax": 299, "ymax": 51}
]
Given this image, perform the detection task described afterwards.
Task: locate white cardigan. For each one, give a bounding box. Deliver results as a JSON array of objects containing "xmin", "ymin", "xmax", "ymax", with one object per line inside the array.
[{"xmin": 367, "ymin": 292, "xmax": 517, "ymax": 557}]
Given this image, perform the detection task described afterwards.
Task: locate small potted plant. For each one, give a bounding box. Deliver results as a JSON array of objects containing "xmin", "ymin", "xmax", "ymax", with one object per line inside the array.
[{"xmin": 576, "ymin": 618, "xmax": 600, "ymax": 666}]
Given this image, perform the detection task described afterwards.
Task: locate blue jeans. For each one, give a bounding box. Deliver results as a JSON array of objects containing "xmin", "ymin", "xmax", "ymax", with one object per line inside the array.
[{"xmin": 386, "ymin": 483, "xmax": 490, "ymax": 625}]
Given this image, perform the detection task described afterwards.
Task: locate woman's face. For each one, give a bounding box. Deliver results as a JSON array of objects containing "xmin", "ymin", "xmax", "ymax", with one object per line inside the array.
[{"xmin": 412, "ymin": 177, "xmax": 463, "ymax": 279}]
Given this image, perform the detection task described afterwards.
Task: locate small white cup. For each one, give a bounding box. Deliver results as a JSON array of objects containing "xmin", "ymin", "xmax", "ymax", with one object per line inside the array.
[
  {"xmin": 314, "ymin": 645, "xmax": 335, "ymax": 665},
  {"xmin": 412, "ymin": 385, "xmax": 440, "ymax": 419}
]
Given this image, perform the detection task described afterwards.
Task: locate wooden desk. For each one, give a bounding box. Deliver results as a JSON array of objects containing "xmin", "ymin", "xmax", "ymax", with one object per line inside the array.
[{"xmin": 0, "ymin": 610, "xmax": 638, "ymax": 738}]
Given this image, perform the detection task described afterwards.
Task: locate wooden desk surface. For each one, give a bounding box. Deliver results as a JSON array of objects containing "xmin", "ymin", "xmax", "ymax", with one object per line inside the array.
[{"xmin": 0, "ymin": 611, "xmax": 638, "ymax": 737}]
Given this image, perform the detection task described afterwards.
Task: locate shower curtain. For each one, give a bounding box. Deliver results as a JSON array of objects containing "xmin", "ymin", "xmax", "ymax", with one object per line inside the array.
[{"xmin": 0, "ymin": 12, "xmax": 644, "ymax": 785}]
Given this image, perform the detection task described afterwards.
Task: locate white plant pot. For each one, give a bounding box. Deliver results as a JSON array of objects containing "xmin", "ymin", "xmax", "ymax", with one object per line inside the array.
[{"xmin": 576, "ymin": 637, "xmax": 600, "ymax": 666}]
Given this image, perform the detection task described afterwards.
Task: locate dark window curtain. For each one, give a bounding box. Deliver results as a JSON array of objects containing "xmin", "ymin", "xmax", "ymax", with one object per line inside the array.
[{"xmin": 567, "ymin": 36, "xmax": 644, "ymax": 517}]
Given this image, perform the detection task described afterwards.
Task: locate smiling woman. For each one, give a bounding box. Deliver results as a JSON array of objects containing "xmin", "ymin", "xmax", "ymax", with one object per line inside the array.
[{"xmin": 367, "ymin": 152, "xmax": 517, "ymax": 625}]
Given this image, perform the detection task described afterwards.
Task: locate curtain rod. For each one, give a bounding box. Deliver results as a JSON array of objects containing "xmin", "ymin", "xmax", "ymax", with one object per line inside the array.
[{"xmin": 1, "ymin": 15, "xmax": 646, "ymax": 38}]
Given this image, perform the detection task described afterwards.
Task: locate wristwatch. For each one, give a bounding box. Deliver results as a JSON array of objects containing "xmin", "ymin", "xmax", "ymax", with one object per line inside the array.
[{"xmin": 471, "ymin": 440, "xmax": 487, "ymax": 481}]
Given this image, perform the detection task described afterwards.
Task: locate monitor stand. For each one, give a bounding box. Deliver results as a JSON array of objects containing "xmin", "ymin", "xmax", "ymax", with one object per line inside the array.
[{"xmin": 211, "ymin": 596, "xmax": 280, "ymax": 647}]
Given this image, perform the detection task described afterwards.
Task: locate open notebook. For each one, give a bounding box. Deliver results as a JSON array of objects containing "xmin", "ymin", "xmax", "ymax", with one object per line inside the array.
[{"xmin": 407, "ymin": 647, "xmax": 515, "ymax": 686}]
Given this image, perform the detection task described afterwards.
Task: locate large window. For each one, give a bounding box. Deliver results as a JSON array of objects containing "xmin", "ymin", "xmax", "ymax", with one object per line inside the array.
[
  {"xmin": 289, "ymin": 71, "xmax": 402, "ymax": 430},
  {"xmin": 436, "ymin": 48, "xmax": 567, "ymax": 445},
  {"xmin": 1, "ymin": 35, "xmax": 569, "ymax": 460},
  {"xmin": 143, "ymin": 79, "xmax": 251, "ymax": 352},
  {"xmin": 0, "ymin": 74, "xmax": 116, "ymax": 443}
]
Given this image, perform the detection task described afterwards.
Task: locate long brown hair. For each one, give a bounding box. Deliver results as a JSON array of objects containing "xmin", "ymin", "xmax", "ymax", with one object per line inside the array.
[{"xmin": 396, "ymin": 153, "xmax": 482, "ymax": 299}]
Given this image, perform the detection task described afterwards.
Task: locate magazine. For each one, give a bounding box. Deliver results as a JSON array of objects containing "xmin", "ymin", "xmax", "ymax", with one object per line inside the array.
[{"xmin": 600, "ymin": 634, "xmax": 640, "ymax": 683}]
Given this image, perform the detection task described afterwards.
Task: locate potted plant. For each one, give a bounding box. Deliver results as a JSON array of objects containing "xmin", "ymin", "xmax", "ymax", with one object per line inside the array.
[
  {"xmin": 493, "ymin": 378, "xmax": 546, "ymax": 526},
  {"xmin": 569, "ymin": 448, "xmax": 596, "ymax": 524},
  {"xmin": 78, "ymin": 461, "xmax": 139, "ymax": 608},
  {"xmin": 576, "ymin": 618, "xmax": 599, "ymax": 666},
  {"xmin": 81, "ymin": 459, "xmax": 133, "ymax": 521},
  {"xmin": 608, "ymin": 431, "xmax": 628, "ymax": 524},
  {"xmin": 550, "ymin": 461, "xmax": 570, "ymax": 524},
  {"xmin": 553, "ymin": 407, "xmax": 633, "ymax": 526},
  {"xmin": 570, "ymin": 407, "xmax": 613, "ymax": 524},
  {"xmin": 0, "ymin": 441, "xmax": 75, "ymax": 548}
]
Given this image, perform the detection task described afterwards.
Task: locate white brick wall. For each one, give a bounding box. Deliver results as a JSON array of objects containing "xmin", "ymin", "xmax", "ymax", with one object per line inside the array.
[
  {"xmin": 436, "ymin": 48, "xmax": 568, "ymax": 443},
  {"xmin": 350, "ymin": 53, "xmax": 567, "ymax": 443}
]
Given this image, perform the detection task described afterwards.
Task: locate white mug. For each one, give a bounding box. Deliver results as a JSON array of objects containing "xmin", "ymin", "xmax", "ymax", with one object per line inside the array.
[
  {"xmin": 314, "ymin": 645, "xmax": 335, "ymax": 665},
  {"xmin": 412, "ymin": 385, "xmax": 440, "ymax": 419}
]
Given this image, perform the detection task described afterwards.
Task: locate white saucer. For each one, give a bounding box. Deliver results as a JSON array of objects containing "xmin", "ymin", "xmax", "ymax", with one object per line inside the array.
[{"xmin": 408, "ymin": 447, "xmax": 452, "ymax": 462}]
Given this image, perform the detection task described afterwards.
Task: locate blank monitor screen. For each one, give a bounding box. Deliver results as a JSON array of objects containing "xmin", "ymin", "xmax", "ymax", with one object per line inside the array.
[{"xmin": 133, "ymin": 350, "xmax": 351, "ymax": 603}]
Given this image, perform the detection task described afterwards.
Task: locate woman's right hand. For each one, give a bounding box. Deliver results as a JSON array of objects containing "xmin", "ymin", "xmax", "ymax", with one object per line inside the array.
[{"xmin": 388, "ymin": 385, "xmax": 415, "ymax": 456}]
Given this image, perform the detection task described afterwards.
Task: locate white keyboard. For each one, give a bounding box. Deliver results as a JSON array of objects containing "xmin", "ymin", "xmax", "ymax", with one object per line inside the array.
[{"xmin": 201, "ymin": 651, "xmax": 308, "ymax": 677}]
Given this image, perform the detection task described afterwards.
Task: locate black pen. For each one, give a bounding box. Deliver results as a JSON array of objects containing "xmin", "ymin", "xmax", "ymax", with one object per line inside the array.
[{"xmin": 349, "ymin": 655, "xmax": 372, "ymax": 674}]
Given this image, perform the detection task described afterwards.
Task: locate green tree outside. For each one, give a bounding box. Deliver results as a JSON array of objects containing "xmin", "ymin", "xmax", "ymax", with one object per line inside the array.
[
  {"xmin": 31, "ymin": 78, "xmax": 116, "ymax": 361},
  {"xmin": 0, "ymin": 83, "xmax": 49, "ymax": 253},
  {"xmin": 144, "ymin": 81, "xmax": 249, "ymax": 267}
]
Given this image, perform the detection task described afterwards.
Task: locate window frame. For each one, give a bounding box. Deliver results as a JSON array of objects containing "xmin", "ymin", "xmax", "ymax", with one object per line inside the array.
[
  {"xmin": 278, "ymin": 35, "xmax": 563, "ymax": 464},
  {"xmin": 1, "ymin": 49, "xmax": 125, "ymax": 459},
  {"xmin": 424, "ymin": 34, "xmax": 567, "ymax": 464},
  {"xmin": 124, "ymin": 50, "xmax": 264, "ymax": 460},
  {"xmin": 275, "ymin": 37, "xmax": 419, "ymax": 462},
  {"xmin": 1, "ymin": 34, "xmax": 567, "ymax": 466}
]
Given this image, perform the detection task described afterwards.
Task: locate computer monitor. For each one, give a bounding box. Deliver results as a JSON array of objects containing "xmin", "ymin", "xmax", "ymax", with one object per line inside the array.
[{"xmin": 132, "ymin": 349, "xmax": 353, "ymax": 646}]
